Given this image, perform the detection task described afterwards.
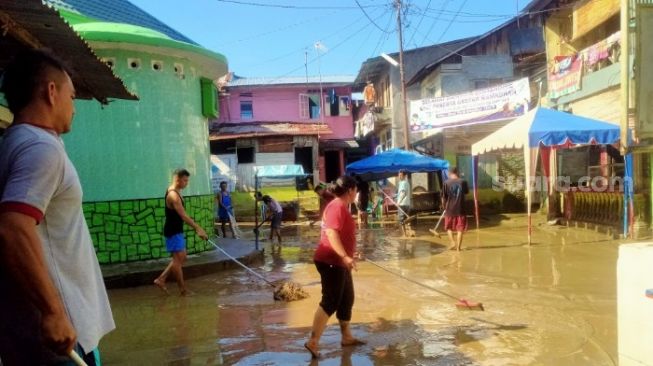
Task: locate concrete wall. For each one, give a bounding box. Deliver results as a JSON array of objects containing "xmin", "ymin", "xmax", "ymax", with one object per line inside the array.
[
  {"xmin": 63, "ymin": 48, "xmax": 217, "ymax": 263},
  {"xmin": 66, "ymin": 49, "xmax": 212, "ymax": 201}
]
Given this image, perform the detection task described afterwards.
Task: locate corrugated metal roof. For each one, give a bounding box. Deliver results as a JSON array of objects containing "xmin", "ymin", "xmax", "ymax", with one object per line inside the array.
[
  {"xmin": 354, "ymin": 37, "xmax": 479, "ymax": 85},
  {"xmin": 44, "ymin": 0, "xmax": 197, "ymax": 45},
  {"xmin": 0, "ymin": 0, "xmax": 137, "ymax": 102},
  {"xmin": 228, "ymin": 75, "xmax": 355, "ymax": 87},
  {"xmin": 210, "ymin": 122, "xmax": 333, "ymax": 140}
]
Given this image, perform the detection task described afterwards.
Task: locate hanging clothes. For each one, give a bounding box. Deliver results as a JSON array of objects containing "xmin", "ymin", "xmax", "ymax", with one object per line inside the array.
[{"xmin": 363, "ymin": 83, "xmax": 376, "ymax": 105}]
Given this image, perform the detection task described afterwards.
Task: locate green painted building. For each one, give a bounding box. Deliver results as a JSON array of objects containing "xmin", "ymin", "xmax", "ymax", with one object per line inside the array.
[{"xmin": 56, "ymin": 10, "xmax": 227, "ymax": 263}]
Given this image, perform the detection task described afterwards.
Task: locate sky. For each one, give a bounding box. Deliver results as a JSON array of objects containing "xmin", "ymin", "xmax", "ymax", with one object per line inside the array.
[{"xmin": 128, "ymin": 0, "xmax": 531, "ymax": 79}]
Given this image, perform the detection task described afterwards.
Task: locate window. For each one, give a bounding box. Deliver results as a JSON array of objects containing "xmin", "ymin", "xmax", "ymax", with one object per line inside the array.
[
  {"xmin": 240, "ymin": 101, "xmax": 253, "ymax": 119},
  {"xmin": 299, "ymin": 94, "xmax": 320, "ymax": 119},
  {"xmin": 323, "ymin": 95, "xmax": 331, "ymax": 117},
  {"xmin": 237, "ymin": 147, "xmax": 255, "ymax": 164},
  {"xmin": 151, "ymin": 60, "xmax": 163, "ymax": 71},
  {"xmin": 210, "ymin": 139, "xmax": 235, "ymax": 155},
  {"xmin": 127, "ymin": 58, "xmax": 141, "ymax": 69},
  {"xmin": 380, "ymin": 75, "xmax": 391, "ymax": 107},
  {"xmin": 338, "ymin": 96, "xmax": 350, "ymax": 116}
]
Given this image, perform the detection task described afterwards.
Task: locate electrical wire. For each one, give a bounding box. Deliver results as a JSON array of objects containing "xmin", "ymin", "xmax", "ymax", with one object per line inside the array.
[
  {"xmin": 436, "ymin": 0, "xmax": 469, "ymax": 43},
  {"xmin": 239, "ymin": 5, "xmax": 387, "ymax": 69},
  {"xmin": 355, "ymin": 0, "xmax": 391, "ymax": 33},
  {"xmin": 370, "ymin": 6, "xmax": 396, "ymax": 58},
  {"xmin": 406, "ymin": 0, "xmax": 433, "ymax": 48},
  {"xmin": 421, "ymin": 0, "xmax": 450, "ymax": 46},
  {"xmin": 215, "ymin": 0, "xmax": 383, "ymax": 10}
]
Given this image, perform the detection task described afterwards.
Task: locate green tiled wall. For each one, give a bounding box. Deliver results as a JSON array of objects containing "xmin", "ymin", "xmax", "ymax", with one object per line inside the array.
[{"xmin": 84, "ymin": 195, "xmax": 213, "ymax": 264}]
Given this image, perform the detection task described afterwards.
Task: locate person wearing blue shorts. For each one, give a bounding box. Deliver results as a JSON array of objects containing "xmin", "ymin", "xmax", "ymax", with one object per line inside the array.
[
  {"xmin": 154, "ymin": 169, "xmax": 208, "ymax": 296},
  {"xmin": 216, "ymin": 181, "xmax": 235, "ymax": 238}
]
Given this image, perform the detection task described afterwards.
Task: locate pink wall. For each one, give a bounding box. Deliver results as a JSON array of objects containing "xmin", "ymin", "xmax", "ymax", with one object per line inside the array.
[{"xmin": 218, "ymin": 84, "xmax": 354, "ymax": 140}]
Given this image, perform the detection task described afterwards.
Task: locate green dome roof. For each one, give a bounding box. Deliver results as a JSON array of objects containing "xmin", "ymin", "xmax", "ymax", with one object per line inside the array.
[
  {"xmin": 74, "ymin": 22, "xmax": 172, "ymax": 41},
  {"xmin": 72, "ymin": 21, "xmax": 227, "ymax": 67}
]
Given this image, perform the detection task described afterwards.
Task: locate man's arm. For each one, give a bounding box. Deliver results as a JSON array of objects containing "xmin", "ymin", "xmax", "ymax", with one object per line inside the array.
[
  {"xmin": 0, "ymin": 211, "xmax": 76, "ymax": 355},
  {"xmin": 168, "ymin": 192, "xmax": 208, "ymax": 240}
]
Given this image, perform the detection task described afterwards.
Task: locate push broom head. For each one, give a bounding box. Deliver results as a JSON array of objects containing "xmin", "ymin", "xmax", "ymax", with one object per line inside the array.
[
  {"xmin": 273, "ymin": 281, "xmax": 309, "ymax": 302},
  {"xmin": 455, "ymin": 299, "xmax": 484, "ymax": 311}
]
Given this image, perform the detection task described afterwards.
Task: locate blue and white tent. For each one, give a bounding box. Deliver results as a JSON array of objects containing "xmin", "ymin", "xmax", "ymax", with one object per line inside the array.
[{"xmin": 471, "ymin": 107, "xmax": 631, "ymax": 242}]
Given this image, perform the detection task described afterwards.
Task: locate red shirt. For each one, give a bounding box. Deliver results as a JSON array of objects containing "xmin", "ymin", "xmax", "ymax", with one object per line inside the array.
[{"xmin": 314, "ymin": 198, "xmax": 356, "ymax": 267}]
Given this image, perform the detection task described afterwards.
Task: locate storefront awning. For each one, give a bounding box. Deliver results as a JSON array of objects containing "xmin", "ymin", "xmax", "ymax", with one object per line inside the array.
[
  {"xmin": 320, "ymin": 139, "xmax": 359, "ymax": 149},
  {"xmin": 210, "ymin": 122, "xmax": 332, "ymax": 141}
]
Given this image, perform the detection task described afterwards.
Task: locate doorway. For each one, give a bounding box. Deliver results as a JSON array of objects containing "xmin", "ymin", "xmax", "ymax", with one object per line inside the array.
[
  {"xmin": 294, "ymin": 147, "xmax": 313, "ymax": 190},
  {"xmin": 324, "ymin": 150, "xmax": 341, "ymax": 183}
]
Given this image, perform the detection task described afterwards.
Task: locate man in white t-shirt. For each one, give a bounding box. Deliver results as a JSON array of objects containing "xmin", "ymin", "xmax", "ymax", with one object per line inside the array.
[
  {"xmin": 262, "ymin": 195, "xmax": 283, "ymax": 249},
  {"xmin": 0, "ymin": 49, "xmax": 114, "ymax": 365},
  {"xmin": 396, "ymin": 169, "xmax": 412, "ymax": 236}
]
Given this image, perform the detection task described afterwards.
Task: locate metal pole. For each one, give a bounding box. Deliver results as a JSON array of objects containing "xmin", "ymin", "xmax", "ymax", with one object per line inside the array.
[
  {"xmin": 620, "ymin": 0, "xmax": 629, "ymax": 152},
  {"xmin": 395, "ymin": 0, "xmax": 411, "ymax": 150},
  {"xmin": 254, "ymin": 175, "xmax": 259, "ymax": 250}
]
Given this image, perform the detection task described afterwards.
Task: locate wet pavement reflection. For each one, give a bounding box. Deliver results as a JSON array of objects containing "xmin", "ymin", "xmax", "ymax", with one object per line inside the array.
[{"xmin": 102, "ymin": 214, "xmax": 620, "ymax": 365}]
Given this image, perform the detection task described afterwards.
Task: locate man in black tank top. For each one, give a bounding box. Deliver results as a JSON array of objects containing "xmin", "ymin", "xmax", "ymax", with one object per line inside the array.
[{"xmin": 154, "ymin": 169, "xmax": 208, "ymax": 296}]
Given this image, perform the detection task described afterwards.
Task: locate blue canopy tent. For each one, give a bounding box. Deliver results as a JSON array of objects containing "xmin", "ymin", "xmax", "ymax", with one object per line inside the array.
[
  {"xmin": 471, "ymin": 107, "xmax": 632, "ymax": 243},
  {"xmin": 346, "ymin": 148, "xmax": 450, "ymax": 181},
  {"xmin": 253, "ymin": 165, "xmax": 307, "ymax": 249}
]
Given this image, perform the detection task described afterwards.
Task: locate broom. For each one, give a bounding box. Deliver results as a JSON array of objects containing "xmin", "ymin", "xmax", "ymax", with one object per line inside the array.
[
  {"xmin": 69, "ymin": 350, "xmax": 88, "ymax": 366},
  {"xmin": 206, "ymin": 238, "xmax": 308, "ymax": 302},
  {"xmin": 428, "ymin": 210, "xmax": 446, "ymax": 238},
  {"xmin": 226, "ymin": 211, "xmax": 244, "ymax": 239},
  {"xmin": 365, "ymin": 258, "xmax": 484, "ymax": 311}
]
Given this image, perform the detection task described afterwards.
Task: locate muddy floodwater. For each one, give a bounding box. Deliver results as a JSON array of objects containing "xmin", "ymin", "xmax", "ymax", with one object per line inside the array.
[{"xmin": 102, "ymin": 214, "xmax": 622, "ymax": 365}]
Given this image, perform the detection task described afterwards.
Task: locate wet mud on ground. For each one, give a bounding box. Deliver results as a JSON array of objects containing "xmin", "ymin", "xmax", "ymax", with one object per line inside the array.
[{"xmin": 102, "ymin": 214, "xmax": 621, "ymax": 365}]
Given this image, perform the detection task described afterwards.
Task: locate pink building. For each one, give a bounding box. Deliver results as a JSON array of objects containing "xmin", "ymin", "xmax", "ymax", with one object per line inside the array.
[{"xmin": 210, "ymin": 75, "xmax": 357, "ymax": 190}]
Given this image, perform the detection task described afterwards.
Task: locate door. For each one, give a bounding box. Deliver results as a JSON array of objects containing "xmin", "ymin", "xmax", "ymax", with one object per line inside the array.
[{"xmin": 294, "ymin": 147, "xmax": 313, "ymax": 190}]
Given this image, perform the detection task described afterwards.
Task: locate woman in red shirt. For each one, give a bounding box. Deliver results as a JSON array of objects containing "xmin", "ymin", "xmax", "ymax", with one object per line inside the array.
[{"xmin": 305, "ymin": 176, "xmax": 365, "ymax": 358}]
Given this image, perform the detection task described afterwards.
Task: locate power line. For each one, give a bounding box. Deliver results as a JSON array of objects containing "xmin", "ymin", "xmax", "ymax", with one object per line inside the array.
[
  {"xmin": 406, "ymin": 0, "xmax": 432, "ymax": 48},
  {"xmin": 436, "ymin": 0, "xmax": 469, "ymax": 42},
  {"xmin": 220, "ymin": 10, "xmax": 340, "ymax": 46},
  {"xmin": 421, "ymin": 0, "xmax": 450, "ymax": 46},
  {"xmin": 238, "ymin": 6, "xmax": 387, "ymax": 70},
  {"xmin": 215, "ymin": 0, "xmax": 382, "ymax": 10},
  {"xmin": 266, "ymin": 20, "xmax": 377, "ymax": 83},
  {"xmin": 370, "ymin": 7, "xmax": 396, "ymax": 58},
  {"xmin": 355, "ymin": 0, "xmax": 391, "ymax": 33}
]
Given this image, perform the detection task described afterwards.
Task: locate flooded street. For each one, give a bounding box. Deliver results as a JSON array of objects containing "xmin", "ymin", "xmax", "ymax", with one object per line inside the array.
[{"xmin": 102, "ymin": 214, "xmax": 620, "ymax": 365}]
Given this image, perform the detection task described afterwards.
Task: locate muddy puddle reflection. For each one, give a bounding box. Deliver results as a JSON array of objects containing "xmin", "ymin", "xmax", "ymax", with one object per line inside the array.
[{"xmin": 103, "ymin": 215, "xmax": 620, "ymax": 365}]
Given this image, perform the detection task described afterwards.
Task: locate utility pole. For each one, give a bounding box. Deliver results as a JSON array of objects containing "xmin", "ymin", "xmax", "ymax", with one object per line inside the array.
[{"xmin": 395, "ymin": 0, "xmax": 411, "ymax": 150}]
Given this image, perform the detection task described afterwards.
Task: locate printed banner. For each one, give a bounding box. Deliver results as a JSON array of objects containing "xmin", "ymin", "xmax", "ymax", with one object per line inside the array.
[
  {"xmin": 409, "ymin": 78, "xmax": 531, "ymax": 132},
  {"xmin": 548, "ymin": 55, "xmax": 583, "ymax": 99}
]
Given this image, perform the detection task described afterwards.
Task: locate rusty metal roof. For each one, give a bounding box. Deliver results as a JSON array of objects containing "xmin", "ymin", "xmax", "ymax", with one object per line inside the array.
[
  {"xmin": 0, "ymin": 0, "xmax": 137, "ymax": 103},
  {"xmin": 210, "ymin": 122, "xmax": 333, "ymax": 141}
]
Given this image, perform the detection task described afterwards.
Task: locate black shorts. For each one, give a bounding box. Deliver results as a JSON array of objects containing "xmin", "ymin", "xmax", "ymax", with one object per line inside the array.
[
  {"xmin": 270, "ymin": 212, "xmax": 282, "ymax": 229},
  {"xmin": 315, "ymin": 261, "xmax": 354, "ymax": 321}
]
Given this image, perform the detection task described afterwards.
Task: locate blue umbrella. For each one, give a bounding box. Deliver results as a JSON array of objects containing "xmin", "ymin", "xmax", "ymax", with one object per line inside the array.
[{"xmin": 346, "ymin": 148, "xmax": 449, "ymax": 181}]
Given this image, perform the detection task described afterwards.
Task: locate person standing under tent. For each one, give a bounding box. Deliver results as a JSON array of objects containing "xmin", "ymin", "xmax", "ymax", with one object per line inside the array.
[
  {"xmin": 442, "ymin": 167, "xmax": 469, "ymax": 251},
  {"xmin": 0, "ymin": 49, "xmax": 113, "ymax": 365},
  {"xmin": 262, "ymin": 195, "xmax": 283, "ymax": 248},
  {"xmin": 396, "ymin": 170, "xmax": 412, "ymax": 235},
  {"xmin": 354, "ymin": 175, "xmax": 369, "ymax": 226},
  {"xmin": 216, "ymin": 181, "xmax": 235, "ymax": 238},
  {"xmin": 154, "ymin": 169, "xmax": 208, "ymax": 296},
  {"xmin": 305, "ymin": 176, "xmax": 365, "ymax": 359}
]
